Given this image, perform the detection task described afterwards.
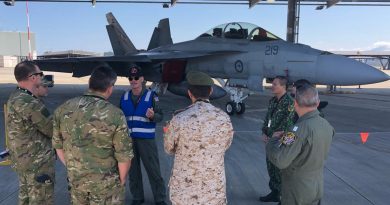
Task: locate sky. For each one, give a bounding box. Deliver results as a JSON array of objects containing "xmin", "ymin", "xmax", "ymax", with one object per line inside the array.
[{"xmin": 1, "ymin": 2, "xmax": 390, "ymax": 54}]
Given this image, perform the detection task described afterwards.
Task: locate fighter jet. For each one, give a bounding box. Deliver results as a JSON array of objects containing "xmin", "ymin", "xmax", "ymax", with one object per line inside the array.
[{"xmin": 35, "ymin": 12, "xmax": 390, "ymax": 115}]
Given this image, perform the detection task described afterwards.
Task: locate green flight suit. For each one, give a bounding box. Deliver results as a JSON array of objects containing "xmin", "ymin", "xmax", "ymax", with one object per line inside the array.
[
  {"xmin": 266, "ymin": 110, "xmax": 334, "ymax": 205},
  {"xmin": 262, "ymin": 93, "xmax": 295, "ymax": 193}
]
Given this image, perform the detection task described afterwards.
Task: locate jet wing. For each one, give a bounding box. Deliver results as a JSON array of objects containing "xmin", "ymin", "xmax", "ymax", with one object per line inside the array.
[
  {"xmin": 139, "ymin": 50, "xmax": 244, "ymax": 60},
  {"xmin": 35, "ymin": 50, "xmax": 243, "ymax": 77},
  {"xmin": 35, "ymin": 55, "xmax": 151, "ymax": 77}
]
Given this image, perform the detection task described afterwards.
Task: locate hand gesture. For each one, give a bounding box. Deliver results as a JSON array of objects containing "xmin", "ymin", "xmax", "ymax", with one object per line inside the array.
[
  {"xmin": 146, "ymin": 108, "xmax": 154, "ymax": 119},
  {"xmin": 272, "ymin": 131, "xmax": 284, "ymax": 139},
  {"xmin": 262, "ymin": 134, "xmax": 270, "ymax": 143}
]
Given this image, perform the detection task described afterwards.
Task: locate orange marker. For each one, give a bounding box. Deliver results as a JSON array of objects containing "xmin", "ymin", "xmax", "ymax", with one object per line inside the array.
[
  {"xmin": 163, "ymin": 126, "xmax": 169, "ymax": 133},
  {"xmin": 360, "ymin": 132, "xmax": 369, "ymax": 144}
]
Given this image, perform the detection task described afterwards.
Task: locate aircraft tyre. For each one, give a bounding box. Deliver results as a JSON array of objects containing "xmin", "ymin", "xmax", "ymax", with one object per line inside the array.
[
  {"xmin": 226, "ymin": 102, "xmax": 236, "ymax": 115},
  {"xmin": 236, "ymin": 102, "xmax": 245, "ymax": 114}
]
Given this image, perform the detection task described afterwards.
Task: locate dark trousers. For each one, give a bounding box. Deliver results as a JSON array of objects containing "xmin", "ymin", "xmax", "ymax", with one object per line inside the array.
[
  {"xmin": 266, "ymin": 157, "xmax": 281, "ymax": 193},
  {"xmin": 129, "ymin": 138, "xmax": 166, "ymax": 202}
]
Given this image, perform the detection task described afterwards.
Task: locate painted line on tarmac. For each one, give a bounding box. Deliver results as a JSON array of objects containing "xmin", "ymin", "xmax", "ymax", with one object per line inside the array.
[
  {"xmin": 336, "ymin": 132, "xmax": 390, "ymax": 135},
  {"xmin": 234, "ymin": 130, "xmax": 260, "ymax": 133},
  {"xmin": 248, "ymin": 108, "xmax": 268, "ymax": 112},
  {"xmin": 243, "ymin": 116, "xmax": 264, "ymax": 123}
]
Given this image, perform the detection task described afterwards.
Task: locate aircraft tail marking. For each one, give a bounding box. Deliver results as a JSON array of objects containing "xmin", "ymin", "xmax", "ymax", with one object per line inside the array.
[{"xmin": 106, "ymin": 12, "xmax": 137, "ymax": 56}]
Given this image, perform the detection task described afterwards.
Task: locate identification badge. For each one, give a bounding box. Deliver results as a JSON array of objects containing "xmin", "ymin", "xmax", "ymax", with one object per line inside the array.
[
  {"xmin": 292, "ymin": 126, "xmax": 298, "ymax": 132},
  {"xmin": 268, "ymin": 120, "xmax": 271, "ymax": 128}
]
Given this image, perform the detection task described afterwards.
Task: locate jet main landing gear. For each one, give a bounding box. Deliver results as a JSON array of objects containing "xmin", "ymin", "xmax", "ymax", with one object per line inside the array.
[
  {"xmin": 225, "ymin": 101, "xmax": 246, "ymax": 115},
  {"xmin": 224, "ymin": 87, "xmax": 249, "ymax": 115}
]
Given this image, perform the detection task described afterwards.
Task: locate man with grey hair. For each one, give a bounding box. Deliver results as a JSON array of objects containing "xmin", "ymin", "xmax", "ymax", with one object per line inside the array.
[{"xmin": 266, "ymin": 84, "xmax": 334, "ymax": 205}]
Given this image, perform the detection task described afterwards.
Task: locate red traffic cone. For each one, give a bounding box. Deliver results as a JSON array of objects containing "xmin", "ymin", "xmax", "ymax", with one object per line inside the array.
[{"xmin": 360, "ymin": 132, "xmax": 369, "ymax": 144}]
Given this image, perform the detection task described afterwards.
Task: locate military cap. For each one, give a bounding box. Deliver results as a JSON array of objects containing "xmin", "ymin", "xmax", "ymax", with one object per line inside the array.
[
  {"xmin": 186, "ymin": 71, "xmax": 214, "ymax": 86},
  {"xmin": 128, "ymin": 65, "xmax": 143, "ymax": 77},
  {"xmin": 41, "ymin": 75, "xmax": 54, "ymax": 87}
]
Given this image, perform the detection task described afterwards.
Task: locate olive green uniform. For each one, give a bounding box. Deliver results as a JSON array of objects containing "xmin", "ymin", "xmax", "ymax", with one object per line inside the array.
[{"xmin": 266, "ymin": 110, "xmax": 334, "ymax": 205}]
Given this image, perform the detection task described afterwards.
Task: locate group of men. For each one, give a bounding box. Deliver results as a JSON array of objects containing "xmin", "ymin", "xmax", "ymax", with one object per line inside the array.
[
  {"xmin": 5, "ymin": 60, "xmax": 334, "ymax": 205},
  {"xmin": 260, "ymin": 76, "xmax": 334, "ymax": 205},
  {"xmin": 5, "ymin": 61, "xmax": 234, "ymax": 205}
]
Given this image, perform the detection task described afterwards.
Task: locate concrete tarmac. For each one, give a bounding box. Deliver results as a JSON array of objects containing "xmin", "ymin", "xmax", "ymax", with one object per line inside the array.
[{"xmin": 0, "ymin": 71, "xmax": 389, "ymax": 204}]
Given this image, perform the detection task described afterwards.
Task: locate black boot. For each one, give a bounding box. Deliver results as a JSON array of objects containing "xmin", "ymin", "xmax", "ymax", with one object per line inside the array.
[{"xmin": 259, "ymin": 190, "xmax": 280, "ymax": 202}]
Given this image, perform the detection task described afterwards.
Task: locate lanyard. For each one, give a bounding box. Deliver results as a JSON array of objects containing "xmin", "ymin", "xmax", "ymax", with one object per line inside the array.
[{"xmin": 17, "ymin": 86, "xmax": 37, "ymax": 99}]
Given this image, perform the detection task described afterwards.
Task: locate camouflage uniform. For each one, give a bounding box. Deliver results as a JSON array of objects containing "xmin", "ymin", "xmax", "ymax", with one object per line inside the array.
[
  {"xmin": 266, "ymin": 110, "xmax": 334, "ymax": 205},
  {"xmin": 53, "ymin": 91, "xmax": 133, "ymax": 205},
  {"xmin": 6, "ymin": 87, "xmax": 55, "ymax": 205},
  {"xmin": 262, "ymin": 93, "xmax": 295, "ymax": 194},
  {"xmin": 164, "ymin": 100, "xmax": 234, "ymax": 205}
]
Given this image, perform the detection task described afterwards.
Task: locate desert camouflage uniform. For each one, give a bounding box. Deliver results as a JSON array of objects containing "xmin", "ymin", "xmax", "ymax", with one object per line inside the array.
[
  {"xmin": 6, "ymin": 87, "xmax": 55, "ymax": 205},
  {"xmin": 164, "ymin": 100, "xmax": 234, "ymax": 205},
  {"xmin": 52, "ymin": 91, "xmax": 133, "ymax": 205},
  {"xmin": 262, "ymin": 93, "xmax": 295, "ymax": 194}
]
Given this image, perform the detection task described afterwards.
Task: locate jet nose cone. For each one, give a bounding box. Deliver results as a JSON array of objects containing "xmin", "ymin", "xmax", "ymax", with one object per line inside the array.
[{"xmin": 316, "ymin": 54, "xmax": 390, "ymax": 85}]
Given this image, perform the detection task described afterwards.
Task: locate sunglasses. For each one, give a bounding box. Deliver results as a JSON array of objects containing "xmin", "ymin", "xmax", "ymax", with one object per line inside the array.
[
  {"xmin": 128, "ymin": 76, "xmax": 140, "ymax": 81},
  {"xmin": 29, "ymin": 72, "xmax": 44, "ymax": 78}
]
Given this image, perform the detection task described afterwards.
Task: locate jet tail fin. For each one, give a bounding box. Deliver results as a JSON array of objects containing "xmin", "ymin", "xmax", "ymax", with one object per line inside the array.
[
  {"xmin": 147, "ymin": 18, "xmax": 173, "ymax": 50},
  {"xmin": 106, "ymin": 12, "xmax": 137, "ymax": 56}
]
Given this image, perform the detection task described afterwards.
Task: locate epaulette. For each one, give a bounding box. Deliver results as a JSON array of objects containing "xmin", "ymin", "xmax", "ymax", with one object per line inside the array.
[
  {"xmin": 173, "ymin": 108, "xmax": 187, "ymax": 116},
  {"xmin": 173, "ymin": 104, "xmax": 193, "ymax": 116}
]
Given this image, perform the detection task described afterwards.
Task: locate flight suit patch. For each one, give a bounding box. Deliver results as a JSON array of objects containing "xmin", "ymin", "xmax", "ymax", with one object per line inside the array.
[
  {"xmin": 281, "ymin": 131, "xmax": 297, "ymax": 145},
  {"xmin": 41, "ymin": 108, "xmax": 51, "ymax": 118}
]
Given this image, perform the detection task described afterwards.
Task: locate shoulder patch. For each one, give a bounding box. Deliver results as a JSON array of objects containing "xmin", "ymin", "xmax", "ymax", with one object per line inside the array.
[
  {"xmin": 173, "ymin": 104, "xmax": 194, "ymax": 116},
  {"xmin": 280, "ymin": 131, "xmax": 297, "ymax": 145},
  {"xmin": 154, "ymin": 95, "xmax": 159, "ymax": 102},
  {"xmin": 41, "ymin": 108, "xmax": 51, "ymax": 118},
  {"xmin": 288, "ymin": 104, "xmax": 294, "ymax": 112},
  {"xmin": 173, "ymin": 108, "xmax": 186, "ymax": 116}
]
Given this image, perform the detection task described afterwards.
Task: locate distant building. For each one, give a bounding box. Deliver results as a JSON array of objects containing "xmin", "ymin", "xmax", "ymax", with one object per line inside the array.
[
  {"xmin": 0, "ymin": 31, "xmax": 36, "ymax": 67},
  {"xmin": 104, "ymin": 51, "xmax": 114, "ymax": 56}
]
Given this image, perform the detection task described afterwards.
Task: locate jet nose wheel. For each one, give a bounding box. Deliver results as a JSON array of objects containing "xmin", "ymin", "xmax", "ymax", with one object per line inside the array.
[
  {"xmin": 236, "ymin": 102, "xmax": 245, "ymax": 115},
  {"xmin": 226, "ymin": 102, "xmax": 236, "ymax": 115}
]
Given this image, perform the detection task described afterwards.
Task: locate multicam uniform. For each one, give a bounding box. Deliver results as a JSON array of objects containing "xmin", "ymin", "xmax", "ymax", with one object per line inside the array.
[
  {"xmin": 6, "ymin": 87, "xmax": 55, "ymax": 205},
  {"xmin": 266, "ymin": 110, "xmax": 334, "ymax": 205},
  {"xmin": 53, "ymin": 91, "xmax": 133, "ymax": 205},
  {"xmin": 262, "ymin": 93, "xmax": 295, "ymax": 194},
  {"xmin": 164, "ymin": 100, "xmax": 234, "ymax": 205}
]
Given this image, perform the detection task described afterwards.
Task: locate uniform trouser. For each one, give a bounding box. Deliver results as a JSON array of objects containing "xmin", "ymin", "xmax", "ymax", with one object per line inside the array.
[
  {"xmin": 266, "ymin": 157, "xmax": 281, "ymax": 193},
  {"xmin": 70, "ymin": 183, "xmax": 125, "ymax": 205},
  {"xmin": 129, "ymin": 138, "xmax": 166, "ymax": 202},
  {"xmin": 17, "ymin": 161, "xmax": 55, "ymax": 205}
]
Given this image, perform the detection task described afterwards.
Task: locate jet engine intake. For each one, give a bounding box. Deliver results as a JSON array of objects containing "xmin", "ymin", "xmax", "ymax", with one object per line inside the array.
[
  {"xmin": 162, "ymin": 60, "xmax": 187, "ymax": 83},
  {"xmin": 228, "ymin": 76, "xmax": 263, "ymax": 92}
]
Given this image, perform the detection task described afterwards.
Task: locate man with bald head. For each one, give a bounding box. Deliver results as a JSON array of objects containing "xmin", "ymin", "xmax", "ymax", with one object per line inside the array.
[{"xmin": 266, "ymin": 84, "xmax": 334, "ymax": 205}]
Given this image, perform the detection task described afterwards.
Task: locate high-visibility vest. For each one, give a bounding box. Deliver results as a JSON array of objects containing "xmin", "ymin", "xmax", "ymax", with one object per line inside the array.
[{"xmin": 120, "ymin": 90, "xmax": 156, "ymax": 139}]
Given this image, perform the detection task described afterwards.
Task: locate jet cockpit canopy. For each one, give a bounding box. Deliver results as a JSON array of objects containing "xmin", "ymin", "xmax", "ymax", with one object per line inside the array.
[{"xmin": 197, "ymin": 22, "xmax": 281, "ymax": 41}]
